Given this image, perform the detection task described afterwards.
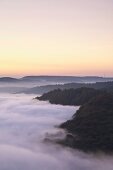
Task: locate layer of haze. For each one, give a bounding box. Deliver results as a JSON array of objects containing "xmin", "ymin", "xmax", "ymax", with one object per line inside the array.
[
  {"xmin": 0, "ymin": 0, "xmax": 113, "ymax": 76},
  {"xmin": 0, "ymin": 93, "xmax": 113, "ymax": 170}
]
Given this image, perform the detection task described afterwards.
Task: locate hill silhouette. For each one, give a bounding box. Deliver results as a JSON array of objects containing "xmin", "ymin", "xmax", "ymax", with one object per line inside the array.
[
  {"xmin": 37, "ymin": 88, "xmax": 107, "ymax": 106},
  {"xmin": 19, "ymin": 81, "xmax": 113, "ymax": 94},
  {"xmin": 60, "ymin": 93, "xmax": 113, "ymax": 152}
]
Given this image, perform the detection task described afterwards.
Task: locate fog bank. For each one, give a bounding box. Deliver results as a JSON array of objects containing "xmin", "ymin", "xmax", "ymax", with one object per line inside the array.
[{"xmin": 0, "ymin": 94, "xmax": 113, "ymax": 170}]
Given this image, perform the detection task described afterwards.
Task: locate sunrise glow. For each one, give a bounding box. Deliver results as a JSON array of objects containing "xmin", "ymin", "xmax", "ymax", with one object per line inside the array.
[{"xmin": 0, "ymin": 0, "xmax": 113, "ymax": 76}]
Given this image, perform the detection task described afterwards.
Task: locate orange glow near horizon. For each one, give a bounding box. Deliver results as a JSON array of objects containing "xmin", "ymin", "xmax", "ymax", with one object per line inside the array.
[{"xmin": 0, "ymin": 0, "xmax": 113, "ymax": 77}]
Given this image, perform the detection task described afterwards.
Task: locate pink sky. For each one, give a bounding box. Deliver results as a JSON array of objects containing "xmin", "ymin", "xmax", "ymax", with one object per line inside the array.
[{"xmin": 0, "ymin": 0, "xmax": 113, "ymax": 76}]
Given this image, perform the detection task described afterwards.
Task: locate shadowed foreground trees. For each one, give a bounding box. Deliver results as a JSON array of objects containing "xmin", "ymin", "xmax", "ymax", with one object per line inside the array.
[
  {"xmin": 37, "ymin": 87, "xmax": 113, "ymax": 152},
  {"xmin": 60, "ymin": 93, "xmax": 113, "ymax": 152},
  {"xmin": 37, "ymin": 88, "xmax": 107, "ymax": 106}
]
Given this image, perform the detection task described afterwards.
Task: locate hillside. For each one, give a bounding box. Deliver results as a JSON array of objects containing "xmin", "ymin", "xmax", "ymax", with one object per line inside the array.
[
  {"xmin": 0, "ymin": 77, "xmax": 19, "ymax": 82},
  {"xmin": 37, "ymin": 88, "xmax": 107, "ymax": 106},
  {"xmin": 19, "ymin": 81, "xmax": 113, "ymax": 94},
  {"xmin": 59, "ymin": 93, "xmax": 113, "ymax": 152},
  {"xmin": 21, "ymin": 76, "xmax": 113, "ymax": 83}
]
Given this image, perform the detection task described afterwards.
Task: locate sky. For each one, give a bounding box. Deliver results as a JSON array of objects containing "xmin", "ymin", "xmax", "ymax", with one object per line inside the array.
[{"xmin": 0, "ymin": 0, "xmax": 113, "ymax": 77}]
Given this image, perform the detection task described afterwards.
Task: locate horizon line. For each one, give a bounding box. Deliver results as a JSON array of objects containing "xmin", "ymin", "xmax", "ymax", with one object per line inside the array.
[{"xmin": 0, "ymin": 75, "xmax": 113, "ymax": 79}]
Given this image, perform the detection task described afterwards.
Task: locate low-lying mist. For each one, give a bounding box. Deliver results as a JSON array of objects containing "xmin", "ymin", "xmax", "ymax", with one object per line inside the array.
[
  {"xmin": 0, "ymin": 93, "xmax": 113, "ymax": 170},
  {"xmin": 0, "ymin": 81, "xmax": 63, "ymax": 93}
]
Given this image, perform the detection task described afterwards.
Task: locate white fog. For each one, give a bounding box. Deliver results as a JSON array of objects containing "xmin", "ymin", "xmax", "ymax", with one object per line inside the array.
[{"xmin": 0, "ymin": 92, "xmax": 113, "ymax": 170}]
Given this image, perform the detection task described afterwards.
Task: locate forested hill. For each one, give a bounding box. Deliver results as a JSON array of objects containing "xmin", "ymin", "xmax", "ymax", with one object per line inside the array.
[
  {"xmin": 60, "ymin": 93, "xmax": 113, "ymax": 152},
  {"xmin": 37, "ymin": 88, "xmax": 107, "ymax": 106},
  {"xmin": 37, "ymin": 87, "xmax": 113, "ymax": 152}
]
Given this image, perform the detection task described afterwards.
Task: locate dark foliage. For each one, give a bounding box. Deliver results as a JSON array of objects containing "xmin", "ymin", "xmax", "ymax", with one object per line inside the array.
[
  {"xmin": 37, "ymin": 85, "xmax": 113, "ymax": 152},
  {"xmin": 60, "ymin": 93, "xmax": 113, "ymax": 152},
  {"xmin": 37, "ymin": 88, "xmax": 107, "ymax": 106}
]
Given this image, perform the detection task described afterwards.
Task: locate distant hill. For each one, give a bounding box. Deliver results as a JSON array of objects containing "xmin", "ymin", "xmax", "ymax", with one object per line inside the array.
[
  {"xmin": 20, "ymin": 76, "xmax": 113, "ymax": 84},
  {"xmin": 21, "ymin": 76, "xmax": 113, "ymax": 82},
  {"xmin": 0, "ymin": 76, "xmax": 113, "ymax": 84},
  {"xmin": 0, "ymin": 76, "xmax": 113, "ymax": 95},
  {"xmin": 59, "ymin": 93, "xmax": 113, "ymax": 152},
  {"xmin": 20, "ymin": 81, "xmax": 113, "ymax": 94},
  {"xmin": 37, "ymin": 88, "xmax": 107, "ymax": 106},
  {"xmin": 0, "ymin": 77, "xmax": 19, "ymax": 82}
]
